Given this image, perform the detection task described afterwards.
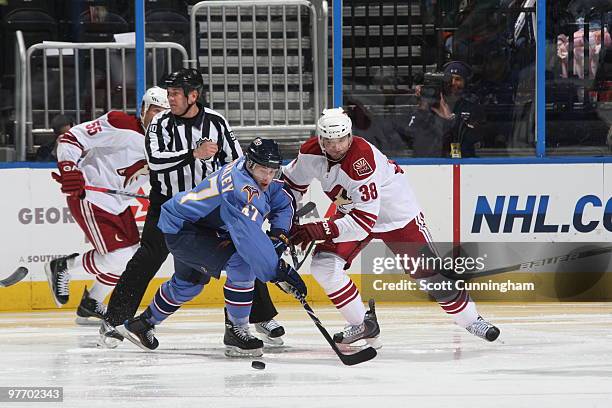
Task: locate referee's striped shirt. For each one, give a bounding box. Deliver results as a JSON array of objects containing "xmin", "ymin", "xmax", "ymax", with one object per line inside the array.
[{"xmin": 145, "ymin": 103, "xmax": 243, "ymax": 199}]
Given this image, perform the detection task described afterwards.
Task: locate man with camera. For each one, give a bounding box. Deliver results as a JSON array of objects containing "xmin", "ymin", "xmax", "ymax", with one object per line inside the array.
[{"xmin": 401, "ymin": 61, "xmax": 485, "ymax": 158}]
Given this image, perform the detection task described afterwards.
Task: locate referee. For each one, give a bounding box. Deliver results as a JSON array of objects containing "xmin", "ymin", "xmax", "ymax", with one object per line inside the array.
[{"xmin": 98, "ymin": 68, "xmax": 248, "ymax": 347}]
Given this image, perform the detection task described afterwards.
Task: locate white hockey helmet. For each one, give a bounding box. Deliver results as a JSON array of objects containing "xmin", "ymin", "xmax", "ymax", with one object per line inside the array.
[
  {"xmin": 316, "ymin": 107, "xmax": 352, "ymax": 140},
  {"xmin": 140, "ymin": 86, "xmax": 170, "ymax": 118}
]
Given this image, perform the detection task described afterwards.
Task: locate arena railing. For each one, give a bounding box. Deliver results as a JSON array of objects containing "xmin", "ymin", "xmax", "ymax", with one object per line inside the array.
[
  {"xmin": 14, "ymin": 31, "xmax": 27, "ymax": 161},
  {"xmin": 190, "ymin": 0, "xmax": 327, "ymax": 139},
  {"xmin": 19, "ymin": 41, "xmax": 189, "ymax": 160}
]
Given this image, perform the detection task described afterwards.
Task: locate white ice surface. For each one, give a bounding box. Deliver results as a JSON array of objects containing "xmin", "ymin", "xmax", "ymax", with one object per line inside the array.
[{"xmin": 0, "ymin": 303, "xmax": 611, "ymax": 408}]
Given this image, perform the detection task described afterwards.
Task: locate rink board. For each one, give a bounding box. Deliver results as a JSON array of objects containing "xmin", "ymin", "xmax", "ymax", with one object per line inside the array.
[{"xmin": 0, "ymin": 163, "xmax": 611, "ymax": 311}]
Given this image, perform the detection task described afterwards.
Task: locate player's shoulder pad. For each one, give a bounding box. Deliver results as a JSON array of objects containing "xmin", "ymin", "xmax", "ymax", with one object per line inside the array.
[
  {"xmin": 341, "ymin": 136, "xmax": 377, "ymax": 181},
  {"xmin": 299, "ymin": 136, "xmax": 324, "ymax": 156},
  {"xmin": 107, "ymin": 111, "xmax": 143, "ymax": 134}
]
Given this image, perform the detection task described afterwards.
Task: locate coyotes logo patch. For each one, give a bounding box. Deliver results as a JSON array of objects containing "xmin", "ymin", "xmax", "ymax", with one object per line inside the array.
[
  {"xmin": 353, "ymin": 157, "xmax": 373, "ymax": 177},
  {"xmin": 241, "ymin": 185, "xmax": 260, "ymax": 203}
]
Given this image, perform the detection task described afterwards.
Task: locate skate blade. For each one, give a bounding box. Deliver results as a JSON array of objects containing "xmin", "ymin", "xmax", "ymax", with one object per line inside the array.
[
  {"xmin": 115, "ymin": 326, "xmax": 157, "ymax": 351},
  {"xmin": 44, "ymin": 263, "xmax": 65, "ymax": 308},
  {"xmin": 337, "ymin": 336, "xmax": 383, "ymax": 351},
  {"xmin": 224, "ymin": 346, "xmax": 263, "ymax": 358},
  {"xmin": 75, "ymin": 316, "xmax": 103, "ymax": 326},
  {"xmin": 257, "ymin": 334, "xmax": 284, "ymax": 346},
  {"xmin": 96, "ymin": 334, "xmax": 122, "ymax": 349}
]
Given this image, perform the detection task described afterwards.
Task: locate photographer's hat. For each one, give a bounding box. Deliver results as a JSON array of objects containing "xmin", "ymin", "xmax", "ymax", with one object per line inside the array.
[{"xmin": 443, "ymin": 61, "xmax": 473, "ymax": 81}]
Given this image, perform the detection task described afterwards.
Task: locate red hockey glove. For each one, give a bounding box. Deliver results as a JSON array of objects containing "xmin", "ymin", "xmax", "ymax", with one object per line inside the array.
[
  {"xmin": 52, "ymin": 161, "xmax": 85, "ymax": 198},
  {"xmin": 290, "ymin": 220, "xmax": 339, "ymax": 248}
]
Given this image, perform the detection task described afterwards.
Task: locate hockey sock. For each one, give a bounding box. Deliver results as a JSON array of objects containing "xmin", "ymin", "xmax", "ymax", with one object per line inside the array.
[
  {"xmin": 224, "ymin": 280, "xmax": 254, "ymax": 326},
  {"xmin": 311, "ymin": 252, "xmax": 366, "ymax": 325},
  {"xmin": 147, "ymin": 275, "xmax": 206, "ymax": 325},
  {"xmin": 438, "ymin": 289, "xmax": 479, "ymax": 328},
  {"xmin": 326, "ymin": 276, "xmax": 366, "ymax": 325}
]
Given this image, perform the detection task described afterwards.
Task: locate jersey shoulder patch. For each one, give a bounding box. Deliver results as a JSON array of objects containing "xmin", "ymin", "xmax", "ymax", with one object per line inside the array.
[
  {"xmin": 299, "ymin": 136, "xmax": 324, "ymax": 156},
  {"xmin": 107, "ymin": 111, "xmax": 143, "ymax": 134},
  {"xmin": 341, "ymin": 137, "xmax": 376, "ymax": 181}
]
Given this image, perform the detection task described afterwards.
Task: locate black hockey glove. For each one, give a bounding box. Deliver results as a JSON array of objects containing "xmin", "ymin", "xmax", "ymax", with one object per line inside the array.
[
  {"xmin": 267, "ymin": 228, "xmax": 290, "ymax": 257},
  {"xmin": 273, "ymin": 259, "xmax": 307, "ymax": 300}
]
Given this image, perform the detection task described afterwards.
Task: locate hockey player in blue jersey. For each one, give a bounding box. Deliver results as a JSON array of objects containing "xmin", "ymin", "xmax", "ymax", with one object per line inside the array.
[{"xmin": 117, "ymin": 138, "xmax": 306, "ymax": 357}]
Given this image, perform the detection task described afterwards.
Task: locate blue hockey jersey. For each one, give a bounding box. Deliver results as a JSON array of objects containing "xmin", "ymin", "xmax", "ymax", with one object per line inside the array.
[{"xmin": 158, "ymin": 157, "xmax": 295, "ymax": 281}]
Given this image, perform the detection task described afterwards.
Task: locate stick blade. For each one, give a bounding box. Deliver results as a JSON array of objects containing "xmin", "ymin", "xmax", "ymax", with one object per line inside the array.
[
  {"xmin": 0, "ymin": 267, "xmax": 29, "ymax": 287},
  {"xmin": 338, "ymin": 346, "xmax": 378, "ymax": 366}
]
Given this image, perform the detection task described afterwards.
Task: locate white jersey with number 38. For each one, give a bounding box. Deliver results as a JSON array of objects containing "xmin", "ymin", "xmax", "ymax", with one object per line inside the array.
[{"xmin": 282, "ymin": 136, "xmax": 421, "ymax": 242}]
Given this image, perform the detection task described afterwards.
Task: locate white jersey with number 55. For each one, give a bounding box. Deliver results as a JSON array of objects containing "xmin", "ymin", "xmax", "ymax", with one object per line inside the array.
[
  {"xmin": 56, "ymin": 111, "xmax": 150, "ymax": 215},
  {"xmin": 282, "ymin": 136, "xmax": 421, "ymax": 243}
]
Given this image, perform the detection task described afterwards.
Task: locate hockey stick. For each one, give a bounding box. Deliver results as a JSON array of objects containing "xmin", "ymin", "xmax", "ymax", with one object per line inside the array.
[
  {"xmin": 288, "ymin": 203, "xmax": 377, "ymax": 366},
  {"xmin": 440, "ymin": 245, "xmax": 612, "ymax": 281},
  {"xmin": 289, "ymin": 202, "xmax": 317, "ymax": 269},
  {"xmin": 85, "ymin": 185, "xmax": 149, "ymax": 199},
  {"xmin": 0, "ymin": 267, "xmax": 29, "ymax": 287}
]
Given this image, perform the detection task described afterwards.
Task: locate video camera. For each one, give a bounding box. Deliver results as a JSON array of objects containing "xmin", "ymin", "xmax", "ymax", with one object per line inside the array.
[{"xmin": 421, "ymin": 72, "xmax": 451, "ymax": 106}]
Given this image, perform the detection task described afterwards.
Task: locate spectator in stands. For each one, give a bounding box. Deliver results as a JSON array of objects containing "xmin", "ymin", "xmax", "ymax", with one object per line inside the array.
[{"xmin": 35, "ymin": 114, "xmax": 74, "ymax": 162}]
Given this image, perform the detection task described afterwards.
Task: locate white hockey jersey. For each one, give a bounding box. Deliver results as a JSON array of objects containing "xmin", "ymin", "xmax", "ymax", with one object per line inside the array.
[
  {"xmin": 283, "ymin": 136, "xmax": 421, "ymax": 242},
  {"xmin": 57, "ymin": 111, "xmax": 149, "ymax": 215}
]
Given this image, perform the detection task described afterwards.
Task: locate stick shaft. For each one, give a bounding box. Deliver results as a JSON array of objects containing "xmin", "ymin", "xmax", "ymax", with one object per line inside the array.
[{"xmin": 85, "ymin": 185, "xmax": 149, "ymax": 199}]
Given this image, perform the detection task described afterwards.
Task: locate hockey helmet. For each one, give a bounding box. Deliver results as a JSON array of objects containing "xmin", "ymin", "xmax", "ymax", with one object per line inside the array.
[
  {"xmin": 316, "ymin": 107, "xmax": 352, "ymax": 140},
  {"xmin": 140, "ymin": 86, "xmax": 169, "ymax": 118},
  {"xmin": 164, "ymin": 68, "xmax": 204, "ymax": 97},
  {"xmin": 246, "ymin": 138, "xmax": 282, "ymax": 169}
]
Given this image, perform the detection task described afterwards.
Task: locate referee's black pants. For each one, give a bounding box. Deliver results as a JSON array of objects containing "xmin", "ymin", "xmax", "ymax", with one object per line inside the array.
[{"xmin": 105, "ymin": 195, "xmax": 278, "ymax": 327}]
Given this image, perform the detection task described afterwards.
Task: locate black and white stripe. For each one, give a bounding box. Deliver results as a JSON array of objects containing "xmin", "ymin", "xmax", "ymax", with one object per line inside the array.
[{"xmin": 145, "ymin": 104, "xmax": 243, "ymax": 198}]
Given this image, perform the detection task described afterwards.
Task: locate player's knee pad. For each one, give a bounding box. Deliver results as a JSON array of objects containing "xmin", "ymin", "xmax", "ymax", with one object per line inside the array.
[
  {"xmin": 416, "ymin": 273, "xmax": 459, "ymax": 302},
  {"xmin": 310, "ymin": 252, "xmax": 346, "ymax": 290}
]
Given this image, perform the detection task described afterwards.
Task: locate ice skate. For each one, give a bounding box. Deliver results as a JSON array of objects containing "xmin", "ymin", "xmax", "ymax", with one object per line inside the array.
[
  {"xmin": 466, "ymin": 316, "xmax": 500, "ymax": 342},
  {"xmin": 117, "ymin": 314, "xmax": 159, "ymax": 351},
  {"xmin": 75, "ymin": 287, "xmax": 107, "ymax": 326},
  {"xmin": 254, "ymin": 319, "xmax": 285, "ymax": 346},
  {"xmin": 333, "ymin": 298, "xmax": 382, "ymax": 349},
  {"xmin": 224, "ymin": 310, "xmax": 263, "ymax": 357},
  {"xmin": 44, "ymin": 253, "xmax": 78, "ymax": 307},
  {"xmin": 97, "ymin": 319, "xmax": 124, "ymax": 349}
]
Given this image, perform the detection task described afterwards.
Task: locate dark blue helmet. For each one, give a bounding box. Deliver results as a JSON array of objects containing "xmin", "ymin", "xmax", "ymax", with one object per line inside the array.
[
  {"xmin": 246, "ymin": 138, "xmax": 282, "ymax": 169},
  {"xmin": 164, "ymin": 68, "xmax": 204, "ymax": 97}
]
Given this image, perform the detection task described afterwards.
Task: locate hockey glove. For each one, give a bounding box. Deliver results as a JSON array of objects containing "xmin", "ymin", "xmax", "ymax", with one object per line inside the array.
[
  {"xmin": 52, "ymin": 161, "xmax": 85, "ymax": 198},
  {"xmin": 290, "ymin": 220, "xmax": 339, "ymax": 249},
  {"xmin": 273, "ymin": 259, "xmax": 307, "ymax": 300},
  {"xmin": 267, "ymin": 228, "xmax": 290, "ymax": 257}
]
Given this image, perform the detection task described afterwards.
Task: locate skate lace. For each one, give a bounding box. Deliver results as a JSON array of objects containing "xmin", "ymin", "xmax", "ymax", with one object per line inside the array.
[
  {"xmin": 56, "ymin": 270, "xmax": 70, "ymax": 296},
  {"xmin": 467, "ymin": 319, "xmax": 492, "ymax": 338},
  {"xmin": 145, "ymin": 327, "xmax": 156, "ymax": 343},
  {"xmin": 95, "ymin": 302, "xmax": 107, "ymax": 316},
  {"xmin": 342, "ymin": 323, "xmax": 365, "ymax": 338},
  {"xmin": 260, "ymin": 319, "xmax": 281, "ymax": 331},
  {"xmin": 234, "ymin": 325, "xmax": 255, "ymax": 341}
]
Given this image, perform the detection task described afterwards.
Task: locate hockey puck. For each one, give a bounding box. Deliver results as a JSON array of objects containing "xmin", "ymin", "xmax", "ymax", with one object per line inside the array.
[{"xmin": 251, "ymin": 360, "xmax": 266, "ymax": 370}]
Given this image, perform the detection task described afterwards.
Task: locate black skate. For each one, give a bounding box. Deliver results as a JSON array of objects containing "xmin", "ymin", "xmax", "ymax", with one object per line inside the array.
[
  {"xmin": 117, "ymin": 314, "xmax": 159, "ymax": 351},
  {"xmin": 75, "ymin": 287, "xmax": 107, "ymax": 326},
  {"xmin": 466, "ymin": 316, "xmax": 500, "ymax": 342},
  {"xmin": 254, "ymin": 319, "xmax": 285, "ymax": 346},
  {"xmin": 333, "ymin": 298, "xmax": 382, "ymax": 349},
  {"xmin": 97, "ymin": 319, "xmax": 124, "ymax": 349},
  {"xmin": 44, "ymin": 253, "xmax": 78, "ymax": 307},
  {"xmin": 224, "ymin": 310, "xmax": 263, "ymax": 357}
]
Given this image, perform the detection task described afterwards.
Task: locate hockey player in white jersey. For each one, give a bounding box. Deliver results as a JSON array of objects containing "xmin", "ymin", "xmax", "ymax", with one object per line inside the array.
[
  {"xmin": 284, "ymin": 107, "xmax": 500, "ymax": 348},
  {"xmin": 45, "ymin": 87, "xmax": 170, "ymax": 324}
]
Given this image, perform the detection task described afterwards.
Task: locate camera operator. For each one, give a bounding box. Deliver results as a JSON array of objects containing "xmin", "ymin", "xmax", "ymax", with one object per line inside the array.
[
  {"xmin": 398, "ymin": 61, "xmax": 485, "ymax": 158},
  {"xmin": 443, "ymin": 61, "xmax": 485, "ymax": 158}
]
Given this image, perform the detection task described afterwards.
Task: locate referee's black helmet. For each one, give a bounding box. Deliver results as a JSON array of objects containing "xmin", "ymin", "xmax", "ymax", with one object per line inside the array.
[{"xmin": 164, "ymin": 68, "xmax": 204, "ymax": 97}]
